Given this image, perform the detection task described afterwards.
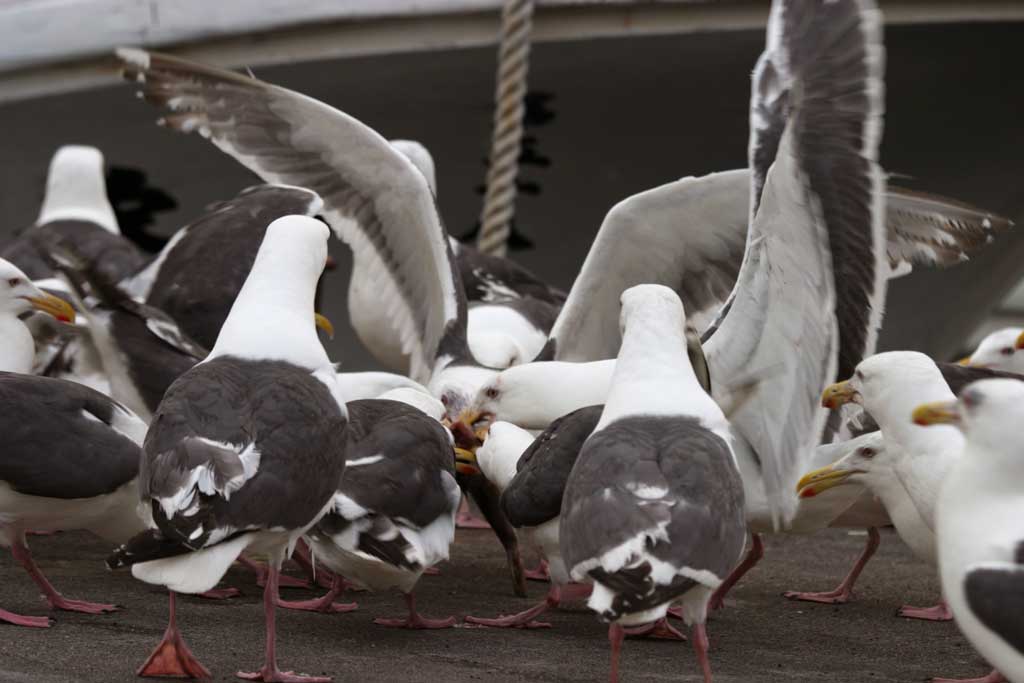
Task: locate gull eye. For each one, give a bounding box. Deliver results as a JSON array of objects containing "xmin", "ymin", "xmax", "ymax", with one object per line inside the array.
[
  {"xmin": 7, "ymin": 278, "xmax": 21, "ymax": 287},
  {"xmin": 859, "ymin": 447, "xmax": 876, "ymax": 458},
  {"xmin": 1001, "ymin": 347, "xmax": 1014, "ymax": 356},
  {"xmin": 440, "ymin": 394, "xmax": 450, "ymax": 407},
  {"xmin": 855, "ymin": 370, "xmax": 864, "ymax": 380},
  {"xmin": 485, "ymin": 387, "xmax": 499, "ymax": 400}
]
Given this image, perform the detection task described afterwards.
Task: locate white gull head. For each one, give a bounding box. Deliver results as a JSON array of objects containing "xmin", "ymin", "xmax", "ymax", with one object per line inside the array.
[
  {"xmin": 207, "ymin": 215, "xmax": 333, "ymax": 377},
  {"xmin": 37, "ymin": 145, "xmax": 119, "ymax": 234}
]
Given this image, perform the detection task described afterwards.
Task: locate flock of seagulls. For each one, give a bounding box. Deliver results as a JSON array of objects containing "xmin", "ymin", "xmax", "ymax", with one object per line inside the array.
[{"xmin": 0, "ymin": 0, "xmax": 1021, "ymax": 682}]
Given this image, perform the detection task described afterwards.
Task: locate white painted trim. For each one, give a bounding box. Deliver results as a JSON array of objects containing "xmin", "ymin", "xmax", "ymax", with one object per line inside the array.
[{"xmin": 1, "ymin": 1, "xmax": 1023, "ymax": 104}]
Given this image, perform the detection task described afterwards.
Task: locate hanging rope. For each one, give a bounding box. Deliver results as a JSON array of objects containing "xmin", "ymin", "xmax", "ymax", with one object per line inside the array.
[{"xmin": 476, "ymin": 0, "xmax": 536, "ymax": 258}]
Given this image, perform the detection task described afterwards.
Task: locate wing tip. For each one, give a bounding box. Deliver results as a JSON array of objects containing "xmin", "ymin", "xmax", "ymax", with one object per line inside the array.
[{"xmin": 115, "ymin": 46, "xmax": 150, "ymax": 70}]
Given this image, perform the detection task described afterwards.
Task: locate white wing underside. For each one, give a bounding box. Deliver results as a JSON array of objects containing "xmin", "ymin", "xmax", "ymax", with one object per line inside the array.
[
  {"xmin": 550, "ymin": 170, "xmax": 750, "ymax": 362},
  {"xmin": 705, "ymin": 131, "xmax": 838, "ymax": 528},
  {"xmin": 118, "ymin": 50, "xmax": 461, "ymax": 385},
  {"xmin": 548, "ymin": 167, "xmax": 1006, "ymax": 364}
]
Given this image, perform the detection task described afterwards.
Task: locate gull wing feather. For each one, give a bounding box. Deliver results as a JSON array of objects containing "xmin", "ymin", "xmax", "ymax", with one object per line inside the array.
[
  {"xmin": 706, "ymin": 0, "xmax": 886, "ymax": 526},
  {"xmin": 117, "ymin": 49, "xmax": 469, "ymax": 383}
]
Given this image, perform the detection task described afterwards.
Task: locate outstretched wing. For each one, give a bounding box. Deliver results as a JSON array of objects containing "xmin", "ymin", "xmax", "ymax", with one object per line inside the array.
[
  {"xmin": 547, "ymin": 170, "xmax": 750, "ymax": 362},
  {"xmin": 117, "ymin": 49, "xmax": 470, "ymax": 383},
  {"xmin": 707, "ymin": 0, "xmax": 885, "ymax": 526},
  {"xmin": 884, "ymin": 187, "xmax": 1014, "ymax": 269}
]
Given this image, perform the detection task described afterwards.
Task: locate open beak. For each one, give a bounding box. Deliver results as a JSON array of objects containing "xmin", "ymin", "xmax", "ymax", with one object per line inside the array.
[
  {"xmin": 24, "ymin": 292, "xmax": 76, "ymax": 324},
  {"xmin": 821, "ymin": 380, "xmax": 858, "ymax": 409},
  {"xmin": 911, "ymin": 400, "xmax": 960, "ymax": 427},
  {"xmin": 796, "ymin": 463, "xmax": 860, "ymax": 499},
  {"xmin": 314, "ymin": 313, "xmax": 334, "ymax": 339},
  {"xmin": 454, "ymin": 447, "xmax": 480, "ymax": 476}
]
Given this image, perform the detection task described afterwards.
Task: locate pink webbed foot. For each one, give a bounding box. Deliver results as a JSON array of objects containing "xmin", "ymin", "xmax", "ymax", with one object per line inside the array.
[
  {"xmin": 898, "ymin": 601, "xmax": 953, "ymax": 621},
  {"xmin": 455, "ymin": 498, "xmax": 491, "ymax": 529},
  {"xmin": 931, "ymin": 670, "xmax": 1006, "ymax": 683},
  {"xmin": 46, "ymin": 595, "xmax": 119, "ymax": 614},
  {"xmin": 198, "ymin": 587, "xmax": 242, "ymax": 600},
  {"xmin": 784, "ymin": 528, "xmax": 880, "ymax": 606},
  {"xmin": 278, "ymin": 577, "xmax": 357, "ymax": 615},
  {"xmin": 138, "ymin": 593, "xmax": 211, "ymax": 679},
  {"xmin": 10, "ymin": 539, "xmax": 119, "ymax": 614},
  {"xmin": 374, "ymin": 593, "xmax": 457, "ymax": 629},
  {"xmin": 422, "ymin": 566, "xmax": 442, "ymax": 576},
  {"xmin": 783, "ymin": 586, "xmax": 855, "ymax": 605},
  {"xmin": 236, "ymin": 668, "xmax": 331, "ymax": 682},
  {"xmin": 0, "ymin": 607, "xmax": 52, "ymax": 628},
  {"xmin": 464, "ymin": 598, "xmax": 553, "ymax": 629},
  {"xmin": 624, "ymin": 617, "xmax": 687, "ymax": 641},
  {"xmin": 524, "ymin": 559, "xmax": 550, "ymax": 582}
]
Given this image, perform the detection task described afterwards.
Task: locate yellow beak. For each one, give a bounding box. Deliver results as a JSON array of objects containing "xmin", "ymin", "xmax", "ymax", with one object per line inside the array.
[
  {"xmin": 911, "ymin": 400, "xmax": 960, "ymax": 427},
  {"xmin": 1016, "ymin": 331, "xmax": 1024, "ymax": 350},
  {"xmin": 795, "ymin": 463, "xmax": 859, "ymax": 499},
  {"xmin": 25, "ymin": 293, "xmax": 76, "ymax": 324},
  {"xmin": 821, "ymin": 380, "xmax": 857, "ymax": 409},
  {"xmin": 456, "ymin": 409, "xmax": 483, "ymax": 427},
  {"xmin": 454, "ymin": 447, "xmax": 480, "ymax": 476},
  {"xmin": 956, "ymin": 356, "xmax": 972, "ymax": 366},
  {"xmin": 314, "ymin": 313, "xmax": 334, "ymax": 339}
]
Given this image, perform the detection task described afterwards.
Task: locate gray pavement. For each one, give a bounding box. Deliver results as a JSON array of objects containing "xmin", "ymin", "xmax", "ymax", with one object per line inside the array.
[{"xmin": 0, "ymin": 527, "xmax": 988, "ymax": 682}]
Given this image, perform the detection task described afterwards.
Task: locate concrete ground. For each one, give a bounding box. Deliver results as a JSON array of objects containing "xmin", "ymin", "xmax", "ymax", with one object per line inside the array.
[{"xmin": 0, "ymin": 527, "xmax": 988, "ymax": 682}]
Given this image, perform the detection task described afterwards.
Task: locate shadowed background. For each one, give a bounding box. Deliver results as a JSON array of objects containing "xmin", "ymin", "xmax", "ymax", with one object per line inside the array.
[{"xmin": 1, "ymin": 21, "xmax": 1021, "ymax": 368}]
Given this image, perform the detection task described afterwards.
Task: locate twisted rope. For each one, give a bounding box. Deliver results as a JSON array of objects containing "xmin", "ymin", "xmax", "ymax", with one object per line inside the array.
[{"xmin": 476, "ymin": 0, "xmax": 535, "ymax": 258}]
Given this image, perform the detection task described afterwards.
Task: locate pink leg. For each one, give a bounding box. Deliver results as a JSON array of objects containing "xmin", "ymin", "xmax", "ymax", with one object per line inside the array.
[
  {"xmin": 422, "ymin": 566, "xmax": 442, "ymax": 576},
  {"xmin": 608, "ymin": 623, "xmax": 625, "ymax": 683},
  {"xmin": 137, "ymin": 591, "xmax": 211, "ymax": 679},
  {"xmin": 455, "ymin": 497, "xmax": 491, "ymax": 529},
  {"xmin": 524, "ymin": 558, "xmax": 550, "ymax": 582},
  {"xmin": 0, "ymin": 606, "xmax": 51, "ymax": 629},
  {"xmin": 624, "ymin": 617, "xmax": 687, "ymax": 641},
  {"xmin": 238, "ymin": 556, "xmax": 311, "ymax": 590},
  {"xmin": 692, "ymin": 622, "xmax": 713, "ymax": 683},
  {"xmin": 373, "ymin": 592, "xmax": 457, "ymax": 629},
  {"xmin": 784, "ymin": 527, "xmax": 880, "ymax": 605},
  {"xmin": 899, "ymin": 600, "xmax": 953, "ymax": 621},
  {"xmin": 278, "ymin": 575, "xmax": 358, "ymax": 614},
  {"xmin": 11, "ymin": 539, "xmax": 117, "ymax": 614},
  {"xmin": 707, "ymin": 532, "xmax": 764, "ymax": 611},
  {"xmin": 463, "ymin": 582, "xmax": 592, "ymax": 629},
  {"xmin": 290, "ymin": 542, "xmax": 336, "ymax": 589},
  {"xmin": 932, "ymin": 670, "xmax": 1006, "ymax": 683},
  {"xmin": 237, "ymin": 565, "xmax": 331, "ymax": 682}
]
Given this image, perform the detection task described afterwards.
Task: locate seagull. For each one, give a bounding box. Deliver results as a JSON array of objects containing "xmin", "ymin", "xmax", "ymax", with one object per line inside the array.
[
  {"xmin": 959, "ymin": 328, "xmax": 1024, "ymax": 374},
  {"xmin": 121, "ymin": 184, "xmax": 325, "ymax": 349},
  {"xmin": 460, "ymin": 410, "xmax": 603, "ymax": 628},
  {"xmin": 0, "ymin": 259, "xmax": 153, "ymax": 628},
  {"xmin": 0, "ymin": 371, "xmax": 151, "ymax": 627},
  {"xmin": 808, "ymin": 351, "xmax": 962, "ymax": 621},
  {"xmin": 107, "ymin": 216, "xmax": 348, "ymax": 682},
  {"xmin": 115, "ymin": 48, "xmax": 532, "ymax": 594},
  {"xmin": 561, "ymin": 285, "xmax": 746, "ymax": 683},
  {"xmin": 0, "ymin": 259, "xmax": 76, "ymax": 374},
  {"xmin": 282, "ymin": 397, "xmax": 461, "ymax": 629},
  {"xmin": 43, "ymin": 246, "xmax": 208, "ymax": 422},
  {"xmin": 1, "ymin": 145, "xmax": 148, "ymax": 286},
  {"xmin": 913, "ymin": 378, "xmax": 1024, "ymax": 683}
]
